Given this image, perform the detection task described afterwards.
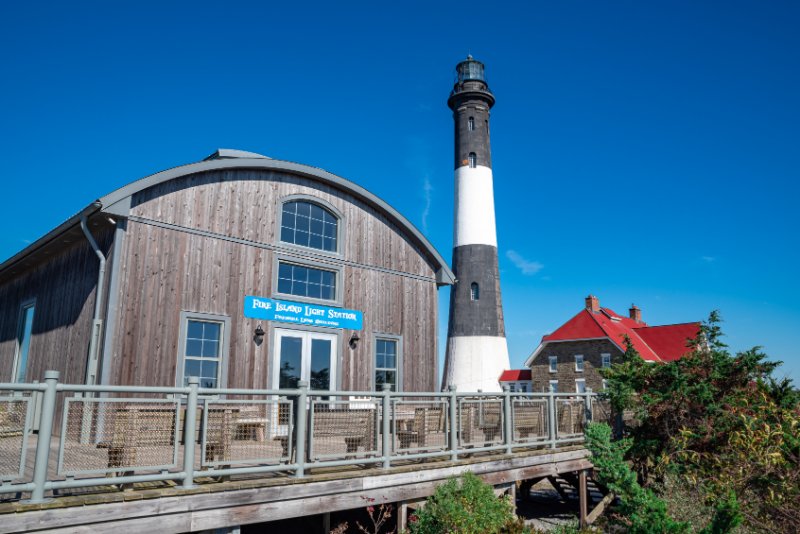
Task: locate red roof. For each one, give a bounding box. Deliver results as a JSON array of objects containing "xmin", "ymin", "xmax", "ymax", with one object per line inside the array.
[
  {"xmin": 499, "ymin": 369, "xmax": 532, "ymax": 381},
  {"xmin": 634, "ymin": 323, "xmax": 698, "ymax": 362},
  {"xmin": 537, "ymin": 307, "xmax": 699, "ymax": 364}
]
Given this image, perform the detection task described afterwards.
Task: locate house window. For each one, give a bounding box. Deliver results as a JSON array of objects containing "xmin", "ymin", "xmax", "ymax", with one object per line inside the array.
[
  {"xmin": 519, "ymin": 382, "xmax": 528, "ymax": 393},
  {"xmin": 548, "ymin": 356, "xmax": 558, "ymax": 373},
  {"xmin": 574, "ymin": 354, "xmax": 584, "ymax": 372},
  {"xmin": 277, "ymin": 262, "xmax": 337, "ymax": 301},
  {"xmin": 602, "ymin": 379, "xmax": 608, "ymax": 391},
  {"xmin": 375, "ymin": 337, "xmax": 400, "ymax": 391},
  {"xmin": 601, "ymin": 353, "xmax": 611, "ymax": 368},
  {"xmin": 470, "ymin": 282, "xmax": 479, "ymax": 301},
  {"xmin": 179, "ymin": 315, "xmax": 228, "ymax": 389},
  {"xmin": 14, "ymin": 301, "xmax": 35, "ymax": 383},
  {"xmin": 281, "ymin": 200, "xmax": 338, "ymax": 252},
  {"xmin": 575, "ymin": 379, "xmax": 586, "ymax": 394},
  {"xmin": 507, "ymin": 383, "xmax": 515, "ymax": 392},
  {"xmin": 549, "ymin": 380, "xmax": 558, "ymax": 393},
  {"xmin": 468, "ymin": 117, "xmax": 475, "ymax": 131},
  {"xmin": 468, "ymin": 152, "xmax": 477, "ymax": 168}
]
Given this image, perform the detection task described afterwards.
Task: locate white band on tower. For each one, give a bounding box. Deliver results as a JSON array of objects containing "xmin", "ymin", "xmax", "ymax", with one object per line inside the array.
[{"xmin": 454, "ymin": 165, "xmax": 497, "ymax": 248}]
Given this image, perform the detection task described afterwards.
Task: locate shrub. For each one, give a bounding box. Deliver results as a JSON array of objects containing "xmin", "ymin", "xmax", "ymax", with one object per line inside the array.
[{"xmin": 408, "ymin": 472, "xmax": 523, "ymax": 534}]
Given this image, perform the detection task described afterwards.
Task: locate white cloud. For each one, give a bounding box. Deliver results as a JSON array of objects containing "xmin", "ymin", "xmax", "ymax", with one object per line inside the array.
[
  {"xmin": 421, "ymin": 175, "xmax": 433, "ymax": 234},
  {"xmin": 506, "ymin": 250, "xmax": 544, "ymax": 275}
]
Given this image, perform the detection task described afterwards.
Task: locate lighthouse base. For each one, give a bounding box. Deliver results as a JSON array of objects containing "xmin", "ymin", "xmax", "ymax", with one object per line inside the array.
[{"xmin": 443, "ymin": 336, "xmax": 511, "ymax": 392}]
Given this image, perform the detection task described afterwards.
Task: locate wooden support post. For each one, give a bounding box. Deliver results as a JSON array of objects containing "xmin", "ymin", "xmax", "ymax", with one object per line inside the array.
[
  {"xmin": 397, "ymin": 501, "xmax": 408, "ymax": 532},
  {"xmin": 579, "ymin": 469, "xmax": 588, "ymax": 528},
  {"xmin": 322, "ymin": 512, "xmax": 331, "ymax": 534}
]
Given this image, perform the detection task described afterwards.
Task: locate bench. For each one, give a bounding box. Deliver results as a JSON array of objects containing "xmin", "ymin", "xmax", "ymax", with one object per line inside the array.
[{"xmin": 396, "ymin": 406, "xmax": 446, "ymax": 450}]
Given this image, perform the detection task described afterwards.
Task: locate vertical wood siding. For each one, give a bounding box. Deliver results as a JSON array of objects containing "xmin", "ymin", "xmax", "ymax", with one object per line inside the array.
[
  {"xmin": 0, "ymin": 224, "xmax": 113, "ymax": 386},
  {"xmin": 108, "ymin": 169, "xmax": 439, "ymax": 392}
]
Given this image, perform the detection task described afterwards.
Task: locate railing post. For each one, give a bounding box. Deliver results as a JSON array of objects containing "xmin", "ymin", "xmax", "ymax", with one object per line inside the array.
[
  {"xmin": 502, "ymin": 384, "xmax": 513, "ymax": 454},
  {"xmin": 448, "ymin": 385, "xmax": 458, "ymax": 461},
  {"xmin": 381, "ymin": 383, "xmax": 392, "ymax": 469},
  {"xmin": 25, "ymin": 370, "xmax": 59, "ymax": 504},
  {"xmin": 294, "ymin": 380, "xmax": 309, "ymax": 478},
  {"xmin": 182, "ymin": 376, "xmax": 199, "ymax": 489},
  {"xmin": 548, "ymin": 391, "xmax": 557, "ymax": 450},
  {"xmin": 584, "ymin": 388, "xmax": 593, "ymax": 427}
]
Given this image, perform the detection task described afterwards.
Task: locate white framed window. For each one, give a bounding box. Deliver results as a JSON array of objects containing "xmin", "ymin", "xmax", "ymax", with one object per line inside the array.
[
  {"xmin": 574, "ymin": 354, "xmax": 584, "ymax": 372},
  {"xmin": 276, "ymin": 261, "xmax": 338, "ymax": 302},
  {"xmin": 375, "ymin": 336, "xmax": 401, "ymax": 392},
  {"xmin": 549, "ymin": 380, "xmax": 558, "ymax": 393},
  {"xmin": 177, "ymin": 312, "xmax": 230, "ymax": 389},
  {"xmin": 470, "ymin": 282, "xmax": 479, "ymax": 301},
  {"xmin": 548, "ymin": 356, "xmax": 557, "ymax": 373},
  {"xmin": 602, "ymin": 379, "xmax": 608, "ymax": 391},
  {"xmin": 13, "ymin": 300, "xmax": 35, "ymax": 383},
  {"xmin": 575, "ymin": 379, "xmax": 586, "ymax": 393},
  {"xmin": 507, "ymin": 383, "xmax": 515, "ymax": 392},
  {"xmin": 280, "ymin": 199, "xmax": 339, "ymax": 252},
  {"xmin": 468, "ymin": 116, "xmax": 475, "ymax": 131},
  {"xmin": 518, "ymin": 382, "xmax": 528, "ymax": 393},
  {"xmin": 468, "ymin": 152, "xmax": 477, "ymax": 168},
  {"xmin": 601, "ymin": 353, "xmax": 611, "ymax": 368}
]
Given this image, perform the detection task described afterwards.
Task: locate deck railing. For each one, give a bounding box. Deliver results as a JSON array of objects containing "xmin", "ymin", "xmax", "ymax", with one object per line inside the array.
[{"xmin": 0, "ymin": 371, "xmax": 603, "ymax": 503}]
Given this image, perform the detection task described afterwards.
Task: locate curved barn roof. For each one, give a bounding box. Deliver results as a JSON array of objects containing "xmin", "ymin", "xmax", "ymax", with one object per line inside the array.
[{"xmin": 0, "ymin": 151, "xmax": 455, "ymax": 285}]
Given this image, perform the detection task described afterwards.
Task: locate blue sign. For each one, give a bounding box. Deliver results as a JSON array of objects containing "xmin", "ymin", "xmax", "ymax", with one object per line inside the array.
[{"xmin": 243, "ymin": 296, "xmax": 363, "ymax": 330}]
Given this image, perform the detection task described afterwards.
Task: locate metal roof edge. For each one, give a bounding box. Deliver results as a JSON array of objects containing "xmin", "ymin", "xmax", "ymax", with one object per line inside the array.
[
  {"xmin": 98, "ymin": 157, "xmax": 455, "ymax": 286},
  {"xmin": 0, "ymin": 202, "xmax": 102, "ymax": 277}
]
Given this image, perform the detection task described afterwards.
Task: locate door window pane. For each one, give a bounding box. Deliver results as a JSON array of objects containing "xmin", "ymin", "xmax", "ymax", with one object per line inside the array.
[
  {"xmin": 279, "ymin": 336, "xmax": 303, "ymax": 389},
  {"xmin": 310, "ymin": 339, "xmax": 332, "ymax": 390}
]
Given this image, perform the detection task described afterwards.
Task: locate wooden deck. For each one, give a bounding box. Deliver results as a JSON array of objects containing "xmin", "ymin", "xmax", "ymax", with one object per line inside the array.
[{"xmin": 0, "ymin": 441, "xmax": 591, "ymax": 534}]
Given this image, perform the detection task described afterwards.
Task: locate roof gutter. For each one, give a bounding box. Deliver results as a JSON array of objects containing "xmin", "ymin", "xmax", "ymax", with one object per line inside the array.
[{"xmin": 80, "ymin": 214, "xmax": 107, "ymax": 387}]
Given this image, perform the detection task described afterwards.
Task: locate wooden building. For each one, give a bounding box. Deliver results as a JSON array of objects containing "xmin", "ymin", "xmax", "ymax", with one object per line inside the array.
[{"xmin": 0, "ymin": 149, "xmax": 455, "ymax": 393}]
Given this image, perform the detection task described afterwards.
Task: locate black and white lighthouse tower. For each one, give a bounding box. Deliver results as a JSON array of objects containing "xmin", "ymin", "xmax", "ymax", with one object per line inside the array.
[{"xmin": 442, "ymin": 56, "xmax": 510, "ymax": 392}]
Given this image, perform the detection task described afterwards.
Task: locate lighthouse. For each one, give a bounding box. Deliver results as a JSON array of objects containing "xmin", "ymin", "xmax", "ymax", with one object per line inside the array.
[{"xmin": 442, "ymin": 56, "xmax": 510, "ymax": 392}]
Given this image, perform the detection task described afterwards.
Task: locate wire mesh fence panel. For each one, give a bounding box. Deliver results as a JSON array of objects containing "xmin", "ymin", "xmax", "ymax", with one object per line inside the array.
[
  {"xmin": 511, "ymin": 397, "xmax": 548, "ymax": 444},
  {"xmin": 0, "ymin": 395, "xmax": 33, "ymax": 481},
  {"xmin": 590, "ymin": 397, "xmax": 613, "ymax": 425},
  {"xmin": 308, "ymin": 397, "xmax": 380, "ymax": 462},
  {"xmin": 392, "ymin": 399, "xmax": 449, "ymax": 455},
  {"xmin": 200, "ymin": 398, "xmax": 292, "ymax": 467},
  {"xmin": 58, "ymin": 397, "xmax": 180, "ymax": 477},
  {"xmin": 458, "ymin": 398, "xmax": 504, "ymax": 448},
  {"xmin": 555, "ymin": 399, "xmax": 586, "ymax": 438}
]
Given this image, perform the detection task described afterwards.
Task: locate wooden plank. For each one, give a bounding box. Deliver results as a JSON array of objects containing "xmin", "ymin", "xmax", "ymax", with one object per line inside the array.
[
  {"xmin": 586, "ymin": 491, "xmax": 614, "ymax": 525},
  {"xmin": 2, "ymin": 450, "xmax": 592, "ymax": 533}
]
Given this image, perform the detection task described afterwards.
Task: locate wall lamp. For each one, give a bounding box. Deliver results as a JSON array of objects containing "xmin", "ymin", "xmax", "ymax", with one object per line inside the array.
[
  {"xmin": 254, "ymin": 325, "xmax": 265, "ymax": 342},
  {"xmin": 349, "ymin": 333, "xmax": 360, "ymax": 349}
]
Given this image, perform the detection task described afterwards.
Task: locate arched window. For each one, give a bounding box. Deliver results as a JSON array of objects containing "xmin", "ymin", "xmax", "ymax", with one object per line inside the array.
[
  {"xmin": 470, "ymin": 282, "xmax": 479, "ymax": 301},
  {"xmin": 468, "ymin": 117, "xmax": 475, "ymax": 131},
  {"xmin": 281, "ymin": 200, "xmax": 338, "ymax": 252},
  {"xmin": 468, "ymin": 152, "xmax": 477, "ymax": 168}
]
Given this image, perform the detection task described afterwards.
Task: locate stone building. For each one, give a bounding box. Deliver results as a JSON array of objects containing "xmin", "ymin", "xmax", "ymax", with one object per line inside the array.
[{"xmin": 524, "ymin": 295, "xmax": 700, "ymax": 393}]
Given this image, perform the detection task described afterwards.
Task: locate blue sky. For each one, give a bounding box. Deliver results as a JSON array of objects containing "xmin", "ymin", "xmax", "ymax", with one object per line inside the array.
[{"xmin": 1, "ymin": 1, "xmax": 798, "ymax": 382}]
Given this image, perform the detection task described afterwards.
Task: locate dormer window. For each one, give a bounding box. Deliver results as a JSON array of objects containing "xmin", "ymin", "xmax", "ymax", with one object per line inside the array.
[{"xmin": 281, "ymin": 200, "xmax": 338, "ymax": 252}]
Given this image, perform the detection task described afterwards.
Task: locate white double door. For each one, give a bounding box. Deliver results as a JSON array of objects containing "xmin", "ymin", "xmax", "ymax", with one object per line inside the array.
[{"xmin": 271, "ymin": 328, "xmax": 337, "ymax": 393}]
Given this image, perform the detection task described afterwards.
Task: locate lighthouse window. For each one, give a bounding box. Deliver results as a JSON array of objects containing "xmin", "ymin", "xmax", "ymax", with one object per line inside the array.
[
  {"xmin": 468, "ymin": 117, "xmax": 475, "ymax": 131},
  {"xmin": 470, "ymin": 283, "xmax": 479, "ymax": 301},
  {"xmin": 468, "ymin": 152, "xmax": 477, "ymax": 168},
  {"xmin": 281, "ymin": 200, "xmax": 338, "ymax": 252}
]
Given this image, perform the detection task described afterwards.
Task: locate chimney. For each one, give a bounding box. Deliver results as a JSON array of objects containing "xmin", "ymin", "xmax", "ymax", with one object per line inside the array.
[
  {"xmin": 629, "ymin": 304, "xmax": 642, "ymax": 323},
  {"xmin": 585, "ymin": 295, "xmax": 599, "ymax": 313}
]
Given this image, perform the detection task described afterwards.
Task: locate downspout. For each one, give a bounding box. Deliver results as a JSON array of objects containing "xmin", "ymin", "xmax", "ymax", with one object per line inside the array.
[{"xmin": 80, "ymin": 214, "xmax": 107, "ymax": 387}]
